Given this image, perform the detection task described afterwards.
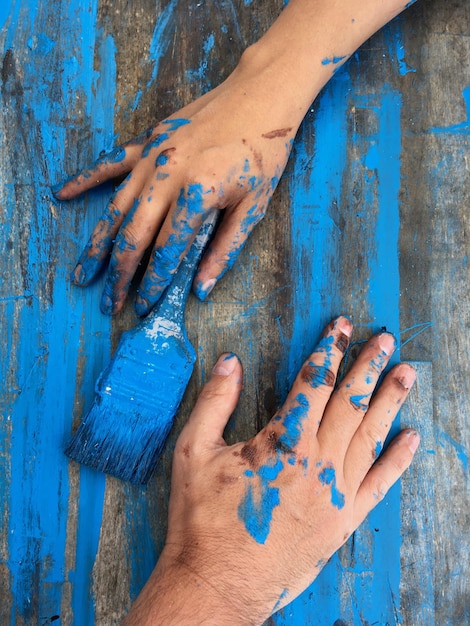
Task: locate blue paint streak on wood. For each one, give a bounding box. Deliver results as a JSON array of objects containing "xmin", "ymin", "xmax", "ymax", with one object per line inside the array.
[
  {"xmin": 342, "ymin": 85, "xmax": 403, "ymax": 625},
  {"xmin": 1, "ymin": 0, "xmax": 115, "ymax": 621},
  {"xmin": 0, "ymin": 0, "xmax": 12, "ymax": 30},
  {"xmin": 131, "ymin": 0, "xmax": 178, "ymax": 113},
  {"xmin": 273, "ymin": 55, "xmax": 404, "ymax": 626},
  {"xmin": 273, "ymin": 70, "xmax": 352, "ymax": 624}
]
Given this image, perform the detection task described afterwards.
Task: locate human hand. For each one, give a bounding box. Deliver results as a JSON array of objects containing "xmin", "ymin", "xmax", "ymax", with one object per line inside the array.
[
  {"xmin": 53, "ymin": 54, "xmax": 297, "ymax": 317},
  {"xmin": 123, "ymin": 316, "xmax": 419, "ymax": 625}
]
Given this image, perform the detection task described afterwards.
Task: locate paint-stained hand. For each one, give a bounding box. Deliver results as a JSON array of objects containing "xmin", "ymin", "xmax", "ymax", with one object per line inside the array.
[
  {"xmin": 123, "ymin": 316, "xmax": 420, "ymax": 626},
  {"xmin": 52, "ymin": 63, "xmax": 296, "ymax": 317}
]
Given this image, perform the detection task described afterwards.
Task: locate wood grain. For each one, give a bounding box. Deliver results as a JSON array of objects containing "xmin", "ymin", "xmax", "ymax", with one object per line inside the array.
[{"xmin": 0, "ymin": 0, "xmax": 468, "ymax": 624}]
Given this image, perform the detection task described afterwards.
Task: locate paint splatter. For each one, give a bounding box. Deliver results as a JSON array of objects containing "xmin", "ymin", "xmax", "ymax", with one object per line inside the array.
[
  {"xmin": 272, "ymin": 588, "xmax": 289, "ymax": 613},
  {"xmin": 349, "ymin": 391, "xmax": 371, "ymax": 411},
  {"xmin": 238, "ymin": 394, "xmax": 310, "ymax": 543},
  {"xmin": 278, "ymin": 393, "xmax": 310, "ymax": 449},
  {"xmin": 318, "ymin": 466, "xmax": 345, "ymax": 509},
  {"xmin": 321, "ymin": 55, "xmax": 347, "ymax": 66},
  {"xmin": 238, "ymin": 459, "xmax": 283, "ymax": 544}
]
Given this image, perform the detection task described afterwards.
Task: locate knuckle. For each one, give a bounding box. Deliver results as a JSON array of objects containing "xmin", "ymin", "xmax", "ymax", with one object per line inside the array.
[
  {"xmin": 348, "ymin": 388, "xmax": 372, "ymax": 412},
  {"xmin": 104, "ymin": 199, "xmax": 124, "ymax": 222},
  {"xmin": 199, "ymin": 380, "xmax": 232, "ymax": 403},
  {"xmin": 300, "ymin": 361, "xmax": 336, "ymax": 389},
  {"xmin": 360, "ymin": 425, "xmax": 385, "ymax": 460},
  {"xmin": 372, "ymin": 476, "xmax": 390, "ymax": 502},
  {"xmin": 118, "ymin": 222, "xmax": 144, "ymax": 251},
  {"xmin": 389, "ymin": 450, "xmax": 412, "ymax": 474}
]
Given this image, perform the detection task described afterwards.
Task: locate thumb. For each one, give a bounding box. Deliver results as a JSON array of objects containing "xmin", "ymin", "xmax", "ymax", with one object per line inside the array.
[{"xmin": 180, "ymin": 353, "xmax": 243, "ymax": 450}]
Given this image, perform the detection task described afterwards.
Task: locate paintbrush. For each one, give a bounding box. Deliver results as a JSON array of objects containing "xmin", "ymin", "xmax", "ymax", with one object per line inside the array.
[{"xmin": 65, "ymin": 211, "xmax": 219, "ymax": 484}]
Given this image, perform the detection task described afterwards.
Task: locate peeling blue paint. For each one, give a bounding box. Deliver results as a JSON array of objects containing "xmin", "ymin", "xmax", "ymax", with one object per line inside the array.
[
  {"xmin": 2, "ymin": 2, "xmax": 113, "ymax": 623},
  {"xmin": 430, "ymin": 85, "xmax": 470, "ymax": 135}
]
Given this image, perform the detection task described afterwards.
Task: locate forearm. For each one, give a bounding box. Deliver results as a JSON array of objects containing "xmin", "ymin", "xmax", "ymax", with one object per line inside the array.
[
  {"xmin": 122, "ymin": 549, "xmax": 265, "ymax": 626},
  {"xmin": 234, "ymin": 0, "xmax": 413, "ymax": 125}
]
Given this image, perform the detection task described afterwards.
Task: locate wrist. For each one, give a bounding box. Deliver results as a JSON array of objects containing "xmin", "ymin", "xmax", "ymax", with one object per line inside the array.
[{"xmin": 122, "ymin": 548, "xmax": 265, "ymax": 626}]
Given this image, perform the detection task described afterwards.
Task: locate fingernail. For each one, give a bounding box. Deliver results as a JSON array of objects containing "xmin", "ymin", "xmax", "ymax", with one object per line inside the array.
[
  {"xmin": 396, "ymin": 365, "xmax": 416, "ymax": 390},
  {"xmin": 51, "ymin": 182, "xmax": 64, "ymax": 197},
  {"xmin": 100, "ymin": 293, "xmax": 114, "ymax": 315},
  {"xmin": 212, "ymin": 352, "xmax": 238, "ymax": 376},
  {"xmin": 70, "ymin": 264, "xmax": 86, "ymax": 285},
  {"xmin": 194, "ymin": 278, "xmax": 217, "ymax": 301},
  {"xmin": 406, "ymin": 429, "xmax": 420, "ymax": 453},
  {"xmin": 135, "ymin": 295, "xmax": 150, "ymax": 318},
  {"xmin": 377, "ymin": 332, "xmax": 397, "ymax": 356},
  {"xmin": 337, "ymin": 315, "xmax": 353, "ymax": 337}
]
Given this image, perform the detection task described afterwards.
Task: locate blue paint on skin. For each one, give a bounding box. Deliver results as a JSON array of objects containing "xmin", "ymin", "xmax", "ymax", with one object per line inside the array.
[
  {"xmin": 142, "ymin": 132, "xmax": 169, "ymax": 157},
  {"xmin": 273, "ymin": 588, "xmax": 289, "ymax": 613},
  {"xmin": 305, "ymin": 336, "xmax": 335, "ymax": 389},
  {"xmin": 240, "ymin": 204, "xmax": 264, "ymax": 233},
  {"xmin": 137, "ymin": 184, "xmax": 209, "ymax": 313},
  {"xmin": 350, "ymin": 391, "xmax": 371, "ymax": 411},
  {"xmin": 278, "ymin": 393, "xmax": 309, "ymax": 449},
  {"xmin": 369, "ymin": 341, "xmax": 394, "ymax": 372},
  {"xmin": 96, "ymin": 144, "xmax": 126, "ymax": 164},
  {"xmin": 73, "ymin": 197, "xmax": 126, "ymax": 285},
  {"xmin": 321, "ymin": 55, "xmax": 347, "ymax": 66},
  {"xmin": 375, "ymin": 440, "xmax": 383, "ymax": 458},
  {"xmin": 238, "ymin": 394, "xmax": 309, "ymax": 543},
  {"xmin": 155, "ymin": 153, "xmax": 169, "ymax": 167},
  {"xmin": 318, "ymin": 466, "xmax": 345, "ymax": 509},
  {"xmin": 161, "ymin": 117, "xmax": 191, "ymax": 131},
  {"xmin": 238, "ymin": 458, "xmax": 283, "ymax": 544}
]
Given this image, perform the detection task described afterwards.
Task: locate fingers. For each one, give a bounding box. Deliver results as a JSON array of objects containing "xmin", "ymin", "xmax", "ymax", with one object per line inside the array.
[
  {"xmin": 99, "ymin": 180, "xmax": 174, "ymax": 315},
  {"xmin": 317, "ymin": 331, "xmax": 396, "ymax": 456},
  {"xmin": 71, "ymin": 165, "xmax": 155, "ymax": 288},
  {"xmin": 352, "ymin": 428, "xmax": 420, "ymax": 527},
  {"xmin": 344, "ymin": 363, "xmax": 416, "ymax": 486},
  {"xmin": 74, "ymin": 138, "xmax": 181, "ymax": 313},
  {"xmin": 135, "ymin": 184, "xmax": 218, "ymax": 317},
  {"xmin": 264, "ymin": 317, "xmax": 353, "ymax": 455},
  {"xmin": 52, "ymin": 128, "xmax": 153, "ymax": 200},
  {"xmin": 178, "ymin": 353, "xmax": 243, "ymax": 452},
  {"xmin": 192, "ymin": 197, "xmax": 268, "ymax": 301}
]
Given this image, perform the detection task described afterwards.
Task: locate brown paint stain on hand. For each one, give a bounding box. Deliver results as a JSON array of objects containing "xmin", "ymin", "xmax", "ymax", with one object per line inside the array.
[{"xmin": 262, "ymin": 127, "xmax": 293, "ymax": 139}]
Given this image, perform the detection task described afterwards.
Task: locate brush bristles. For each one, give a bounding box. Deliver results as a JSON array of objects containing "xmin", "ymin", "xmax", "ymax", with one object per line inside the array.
[{"xmin": 65, "ymin": 393, "xmax": 178, "ymax": 484}]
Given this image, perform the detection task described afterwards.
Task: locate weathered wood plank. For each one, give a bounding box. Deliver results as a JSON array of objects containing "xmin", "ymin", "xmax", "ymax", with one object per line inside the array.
[{"xmin": 0, "ymin": 0, "xmax": 468, "ymax": 624}]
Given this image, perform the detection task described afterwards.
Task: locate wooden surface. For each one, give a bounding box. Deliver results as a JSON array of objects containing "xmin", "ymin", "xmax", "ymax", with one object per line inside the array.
[{"xmin": 1, "ymin": 0, "xmax": 469, "ymax": 624}]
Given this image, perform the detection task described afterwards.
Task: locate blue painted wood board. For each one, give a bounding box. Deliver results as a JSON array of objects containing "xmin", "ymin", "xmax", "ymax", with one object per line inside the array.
[{"xmin": 1, "ymin": 1, "xmax": 468, "ymax": 624}]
